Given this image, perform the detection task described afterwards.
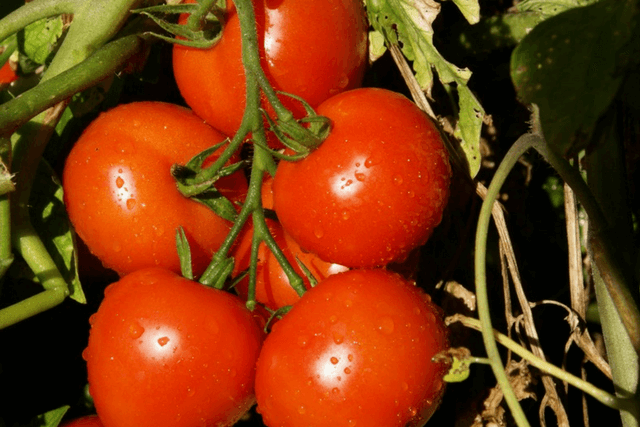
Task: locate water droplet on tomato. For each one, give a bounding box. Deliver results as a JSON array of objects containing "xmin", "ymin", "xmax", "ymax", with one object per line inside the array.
[
  {"xmin": 297, "ymin": 406, "xmax": 306, "ymax": 415},
  {"xmin": 354, "ymin": 172, "xmax": 365, "ymax": 182},
  {"xmin": 338, "ymin": 74, "xmax": 349, "ymax": 89},
  {"xmin": 348, "ymin": 354, "xmax": 354, "ymax": 362},
  {"xmin": 297, "ymin": 336, "xmax": 309, "ymax": 347},
  {"xmin": 407, "ymin": 190, "xmax": 415, "ymax": 198},
  {"xmin": 157, "ymin": 336, "xmax": 170, "ymax": 346},
  {"xmin": 348, "ymin": 419, "xmax": 357, "ymax": 426},
  {"xmin": 187, "ymin": 388, "xmax": 195, "ymax": 397},
  {"xmin": 229, "ymin": 368, "xmax": 237, "ymax": 378},
  {"xmin": 115, "ymin": 176, "xmax": 125, "ymax": 188},
  {"xmin": 378, "ymin": 317, "xmax": 395, "ymax": 334},
  {"xmin": 332, "ymin": 387, "xmax": 340, "ymax": 395},
  {"xmin": 408, "ymin": 407, "xmax": 418, "ymax": 417},
  {"xmin": 113, "ymin": 242, "xmax": 122, "ymax": 253},
  {"xmin": 401, "ymin": 382, "xmax": 409, "ymax": 391},
  {"xmin": 330, "ymin": 357, "xmax": 339, "ymax": 365},
  {"xmin": 126, "ymin": 198, "xmax": 136, "ymax": 210},
  {"xmin": 344, "ymin": 299, "xmax": 353, "ymax": 308},
  {"xmin": 88, "ymin": 314, "xmax": 97, "ymax": 326},
  {"xmin": 333, "ymin": 333, "xmax": 344, "ymax": 345},
  {"xmin": 393, "ymin": 175, "xmax": 403, "ymax": 185},
  {"xmin": 329, "ymin": 315, "xmax": 338, "ymax": 323},
  {"xmin": 342, "ymin": 211, "xmax": 350, "ymax": 220},
  {"xmin": 344, "ymin": 367, "xmax": 351, "ymax": 374},
  {"xmin": 129, "ymin": 322, "xmax": 145, "ymax": 339},
  {"xmin": 81, "ymin": 347, "xmax": 90, "ymax": 361},
  {"xmin": 314, "ymin": 228, "xmax": 324, "ymax": 238}
]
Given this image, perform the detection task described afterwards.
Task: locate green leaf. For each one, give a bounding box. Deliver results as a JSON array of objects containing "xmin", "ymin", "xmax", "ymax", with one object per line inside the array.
[
  {"xmin": 192, "ymin": 190, "xmax": 238, "ymax": 222},
  {"xmin": 516, "ymin": 0, "xmax": 599, "ymax": 18},
  {"xmin": 176, "ymin": 226, "xmax": 194, "ymax": 280},
  {"xmin": 22, "ymin": 405, "xmax": 70, "ymax": 427},
  {"xmin": 443, "ymin": 355, "xmax": 472, "ymax": 383},
  {"xmin": 366, "ymin": 0, "xmax": 485, "ymax": 177},
  {"xmin": 450, "ymin": 0, "xmax": 480, "ymax": 24},
  {"xmin": 510, "ymin": 0, "xmax": 636, "ymax": 156},
  {"xmin": 29, "ymin": 160, "xmax": 85, "ymax": 304},
  {"xmin": 457, "ymin": 13, "xmax": 545, "ymax": 54},
  {"xmin": 19, "ymin": 16, "xmax": 64, "ymax": 65}
]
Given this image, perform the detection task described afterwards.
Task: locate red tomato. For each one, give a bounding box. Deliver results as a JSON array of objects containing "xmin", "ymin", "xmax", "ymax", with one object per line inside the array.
[
  {"xmin": 0, "ymin": 61, "xmax": 18, "ymax": 84},
  {"xmin": 172, "ymin": 0, "xmax": 368, "ymax": 139},
  {"xmin": 273, "ymin": 88, "xmax": 452, "ymax": 268},
  {"xmin": 84, "ymin": 268, "xmax": 264, "ymax": 427},
  {"xmin": 63, "ymin": 102, "xmax": 247, "ymax": 277},
  {"xmin": 61, "ymin": 415, "xmax": 104, "ymax": 427},
  {"xmin": 254, "ymin": 269, "xmax": 449, "ymax": 427},
  {"xmin": 231, "ymin": 218, "xmax": 348, "ymax": 310}
]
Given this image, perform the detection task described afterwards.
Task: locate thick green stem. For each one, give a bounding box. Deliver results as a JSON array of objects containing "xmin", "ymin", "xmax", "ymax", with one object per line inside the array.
[
  {"xmin": 0, "ymin": 0, "xmax": 78, "ymax": 42},
  {"xmin": 0, "ymin": 288, "xmax": 68, "ymax": 329},
  {"xmin": 475, "ymin": 133, "xmax": 538, "ymax": 427},
  {"xmin": 0, "ymin": 35, "xmax": 142, "ymax": 136}
]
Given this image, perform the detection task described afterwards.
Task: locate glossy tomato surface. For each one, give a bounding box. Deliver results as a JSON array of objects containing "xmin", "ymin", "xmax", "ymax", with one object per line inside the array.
[
  {"xmin": 231, "ymin": 218, "xmax": 348, "ymax": 310},
  {"xmin": 273, "ymin": 88, "xmax": 452, "ymax": 268},
  {"xmin": 63, "ymin": 102, "xmax": 247, "ymax": 277},
  {"xmin": 85, "ymin": 268, "xmax": 264, "ymax": 427},
  {"xmin": 172, "ymin": 0, "xmax": 368, "ymax": 139},
  {"xmin": 255, "ymin": 269, "xmax": 449, "ymax": 427},
  {"xmin": 61, "ymin": 415, "xmax": 104, "ymax": 427}
]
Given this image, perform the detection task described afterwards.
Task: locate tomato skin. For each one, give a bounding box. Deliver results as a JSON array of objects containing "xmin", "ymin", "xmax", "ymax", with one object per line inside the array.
[
  {"xmin": 85, "ymin": 268, "xmax": 264, "ymax": 427},
  {"xmin": 231, "ymin": 218, "xmax": 348, "ymax": 310},
  {"xmin": 63, "ymin": 102, "xmax": 247, "ymax": 277},
  {"xmin": 61, "ymin": 416, "xmax": 104, "ymax": 427},
  {"xmin": 273, "ymin": 88, "xmax": 452, "ymax": 268},
  {"xmin": 254, "ymin": 269, "xmax": 449, "ymax": 427},
  {"xmin": 172, "ymin": 0, "xmax": 368, "ymax": 139},
  {"xmin": 0, "ymin": 61, "xmax": 18, "ymax": 84}
]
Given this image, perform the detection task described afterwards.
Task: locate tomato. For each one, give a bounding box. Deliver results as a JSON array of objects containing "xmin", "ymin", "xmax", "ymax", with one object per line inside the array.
[
  {"xmin": 61, "ymin": 415, "xmax": 104, "ymax": 427},
  {"xmin": 172, "ymin": 0, "xmax": 368, "ymax": 140},
  {"xmin": 254, "ymin": 269, "xmax": 449, "ymax": 427},
  {"xmin": 0, "ymin": 60, "xmax": 18, "ymax": 84},
  {"xmin": 231, "ymin": 218, "xmax": 348, "ymax": 310},
  {"xmin": 63, "ymin": 101, "xmax": 247, "ymax": 277},
  {"xmin": 84, "ymin": 268, "xmax": 264, "ymax": 427},
  {"xmin": 273, "ymin": 88, "xmax": 452, "ymax": 268}
]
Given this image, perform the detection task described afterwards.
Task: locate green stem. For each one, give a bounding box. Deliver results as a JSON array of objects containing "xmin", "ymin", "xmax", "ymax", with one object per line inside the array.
[
  {"xmin": 454, "ymin": 315, "xmax": 640, "ymax": 416},
  {"xmin": 475, "ymin": 133, "xmax": 539, "ymax": 427},
  {"xmin": 0, "ymin": 35, "xmax": 142, "ymax": 136},
  {"xmin": 0, "ymin": 0, "xmax": 78, "ymax": 43},
  {"xmin": 0, "ymin": 288, "xmax": 68, "ymax": 329}
]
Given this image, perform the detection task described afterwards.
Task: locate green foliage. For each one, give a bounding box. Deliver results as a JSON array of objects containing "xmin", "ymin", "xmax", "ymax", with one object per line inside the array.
[
  {"xmin": 365, "ymin": 0, "xmax": 484, "ymax": 178},
  {"xmin": 510, "ymin": 0, "xmax": 637, "ymax": 157},
  {"xmin": 443, "ymin": 354, "xmax": 472, "ymax": 382},
  {"xmin": 29, "ymin": 161, "xmax": 85, "ymax": 304},
  {"xmin": 18, "ymin": 16, "xmax": 64, "ymax": 66}
]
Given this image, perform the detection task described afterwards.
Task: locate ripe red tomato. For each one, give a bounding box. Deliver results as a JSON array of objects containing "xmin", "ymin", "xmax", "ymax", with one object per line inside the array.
[
  {"xmin": 172, "ymin": 0, "xmax": 368, "ymax": 139},
  {"xmin": 0, "ymin": 60, "xmax": 18, "ymax": 84},
  {"xmin": 84, "ymin": 268, "xmax": 264, "ymax": 427},
  {"xmin": 254, "ymin": 269, "xmax": 449, "ymax": 427},
  {"xmin": 61, "ymin": 415, "xmax": 104, "ymax": 427},
  {"xmin": 231, "ymin": 218, "xmax": 348, "ymax": 310},
  {"xmin": 273, "ymin": 88, "xmax": 452, "ymax": 268},
  {"xmin": 63, "ymin": 101, "xmax": 247, "ymax": 277}
]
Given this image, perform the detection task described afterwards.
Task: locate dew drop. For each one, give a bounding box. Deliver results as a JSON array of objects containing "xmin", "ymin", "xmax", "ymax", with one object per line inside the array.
[
  {"xmin": 378, "ymin": 317, "xmax": 395, "ymax": 334},
  {"xmin": 157, "ymin": 336, "xmax": 170, "ymax": 346},
  {"xmin": 330, "ymin": 357, "xmax": 339, "ymax": 365},
  {"xmin": 129, "ymin": 322, "xmax": 145, "ymax": 339},
  {"xmin": 348, "ymin": 354, "xmax": 354, "ymax": 362},
  {"xmin": 115, "ymin": 176, "xmax": 125, "ymax": 188},
  {"xmin": 88, "ymin": 314, "xmax": 97, "ymax": 326},
  {"xmin": 297, "ymin": 335, "xmax": 309, "ymax": 348},
  {"xmin": 187, "ymin": 388, "xmax": 196, "ymax": 397},
  {"xmin": 329, "ymin": 315, "xmax": 338, "ymax": 324},
  {"xmin": 401, "ymin": 382, "xmax": 409, "ymax": 391},
  {"xmin": 344, "ymin": 299, "xmax": 353, "ymax": 308},
  {"xmin": 126, "ymin": 198, "xmax": 136, "ymax": 210},
  {"xmin": 332, "ymin": 387, "xmax": 340, "ymax": 395},
  {"xmin": 393, "ymin": 175, "xmax": 403, "ymax": 185},
  {"xmin": 314, "ymin": 228, "xmax": 324, "ymax": 238},
  {"xmin": 354, "ymin": 172, "xmax": 365, "ymax": 182},
  {"xmin": 407, "ymin": 190, "xmax": 415, "ymax": 198},
  {"xmin": 344, "ymin": 367, "xmax": 351, "ymax": 374},
  {"xmin": 113, "ymin": 242, "xmax": 122, "ymax": 253},
  {"xmin": 342, "ymin": 211, "xmax": 350, "ymax": 220},
  {"xmin": 333, "ymin": 333, "xmax": 344, "ymax": 345},
  {"xmin": 81, "ymin": 347, "xmax": 90, "ymax": 361},
  {"xmin": 298, "ymin": 406, "xmax": 306, "ymax": 415}
]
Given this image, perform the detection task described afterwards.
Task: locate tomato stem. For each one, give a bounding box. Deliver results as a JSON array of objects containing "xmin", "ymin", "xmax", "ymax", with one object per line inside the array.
[
  {"xmin": 450, "ymin": 314, "xmax": 640, "ymax": 417},
  {"xmin": 0, "ymin": 0, "xmax": 78, "ymax": 44}
]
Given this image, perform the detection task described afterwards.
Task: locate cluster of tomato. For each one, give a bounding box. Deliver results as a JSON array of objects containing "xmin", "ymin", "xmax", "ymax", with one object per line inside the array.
[{"xmin": 61, "ymin": 1, "xmax": 453, "ymax": 426}]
